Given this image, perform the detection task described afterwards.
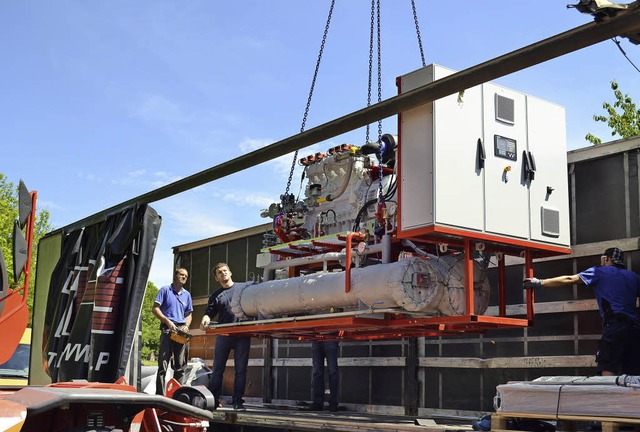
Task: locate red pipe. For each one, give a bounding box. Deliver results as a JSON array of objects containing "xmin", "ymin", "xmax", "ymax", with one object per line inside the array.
[
  {"xmin": 524, "ymin": 249, "xmax": 535, "ymax": 321},
  {"xmin": 464, "ymin": 239, "xmax": 474, "ymax": 316},
  {"xmin": 498, "ymin": 255, "xmax": 506, "ymax": 317},
  {"xmin": 344, "ymin": 232, "xmax": 364, "ymax": 293}
]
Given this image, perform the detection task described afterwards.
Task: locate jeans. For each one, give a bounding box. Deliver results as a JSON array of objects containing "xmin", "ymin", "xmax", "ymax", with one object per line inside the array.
[
  {"xmin": 156, "ymin": 329, "xmax": 188, "ymax": 395},
  {"xmin": 311, "ymin": 341, "xmax": 339, "ymax": 405},
  {"xmin": 208, "ymin": 335, "xmax": 251, "ymax": 404}
]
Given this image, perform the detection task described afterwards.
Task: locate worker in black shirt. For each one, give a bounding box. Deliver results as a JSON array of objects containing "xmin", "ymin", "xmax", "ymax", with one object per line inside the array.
[{"xmin": 200, "ymin": 263, "xmax": 250, "ymax": 411}]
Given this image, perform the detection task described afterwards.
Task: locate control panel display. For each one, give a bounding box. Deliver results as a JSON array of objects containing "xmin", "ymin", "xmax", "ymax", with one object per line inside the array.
[{"xmin": 494, "ymin": 135, "xmax": 517, "ymax": 161}]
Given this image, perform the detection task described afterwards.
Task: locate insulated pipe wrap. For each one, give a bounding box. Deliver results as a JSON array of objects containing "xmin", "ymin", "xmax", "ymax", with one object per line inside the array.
[{"xmin": 230, "ymin": 256, "xmax": 490, "ymax": 319}]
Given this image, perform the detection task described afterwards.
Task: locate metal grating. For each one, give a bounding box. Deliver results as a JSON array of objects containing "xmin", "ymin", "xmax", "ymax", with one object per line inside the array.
[
  {"xmin": 495, "ymin": 94, "xmax": 515, "ymax": 124},
  {"xmin": 541, "ymin": 206, "xmax": 560, "ymax": 237}
]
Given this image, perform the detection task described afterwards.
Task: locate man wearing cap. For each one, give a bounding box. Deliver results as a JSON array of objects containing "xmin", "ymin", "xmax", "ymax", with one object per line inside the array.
[{"xmin": 523, "ymin": 247, "xmax": 640, "ymax": 376}]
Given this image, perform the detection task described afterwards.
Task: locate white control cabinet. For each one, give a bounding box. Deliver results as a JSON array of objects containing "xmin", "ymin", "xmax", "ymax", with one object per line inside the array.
[{"xmin": 398, "ymin": 64, "xmax": 570, "ymax": 248}]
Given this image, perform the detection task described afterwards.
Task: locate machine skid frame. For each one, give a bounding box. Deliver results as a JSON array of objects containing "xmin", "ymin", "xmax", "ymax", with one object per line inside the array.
[{"xmin": 205, "ymin": 231, "xmax": 551, "ymax": 341}]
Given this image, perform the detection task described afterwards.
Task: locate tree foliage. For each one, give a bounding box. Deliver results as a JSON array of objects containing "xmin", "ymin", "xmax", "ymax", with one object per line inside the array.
[
  {"xmin": 586, "ymin": 80, "xmax": 640, "ymax": 145},
  {"xmin": 141, "ymin": 281, "xmax": 160, "ymax": 361},
  {"xmin": 0, "ymin": 174, "xmax": 53, "ymax": 326}
]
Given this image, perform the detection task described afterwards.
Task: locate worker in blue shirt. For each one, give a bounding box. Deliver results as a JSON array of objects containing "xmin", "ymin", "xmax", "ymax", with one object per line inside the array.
[
  {"xmin": 152, "ymin": 268, "xmax": 193, "ymax": 395},
  {"xmin": 524, "ymin": 247, "xmax": 640, "ymax": 376}
]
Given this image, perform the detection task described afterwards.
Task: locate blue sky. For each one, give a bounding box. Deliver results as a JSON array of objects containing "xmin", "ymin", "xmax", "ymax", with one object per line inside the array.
[{"xmin": 1, "ymin": 1, "xmax": 638, "ymax": 286}]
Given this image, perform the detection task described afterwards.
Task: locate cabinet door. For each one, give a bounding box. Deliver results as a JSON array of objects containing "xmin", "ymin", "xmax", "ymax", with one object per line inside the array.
[
  {"xmin": 526, "ymin": 96, "xmax": 570, "ymax": 246},
  {"xmin": 400, "ymin": 102, "xmax": 434, "ymax": 231},
  {"xmin": 483, "ymin": 84, "xmax": 529, "ymax": 239},
  {"xmin": 399, "ymin": 66, "xmax": 436, "ymax": 232},
  {"xmin": 433, "ymin": 83, "xmax": 484, "ymax": 231}
]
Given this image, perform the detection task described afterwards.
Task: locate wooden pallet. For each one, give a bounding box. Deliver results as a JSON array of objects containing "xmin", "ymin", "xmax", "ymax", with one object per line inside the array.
[{"xmin": 492, "ymin": 413, "xmax": 640, "ymax": 432}]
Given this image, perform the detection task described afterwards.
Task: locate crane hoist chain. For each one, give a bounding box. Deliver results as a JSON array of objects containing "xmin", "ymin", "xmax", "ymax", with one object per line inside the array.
[
  {"xmin": 281, "ymin": 0, "xmax": 336, "ymax": 212},
  {"xmin": 411, "ymin": 0, "xmax": 426, "ymax": 67},
  {"xmin": 374, "ymin": 0, "xmax": 384, "ymax": 204},
  {"xmin": 280, "ymin": 0, "xmax": 426, "ymax": 215}
]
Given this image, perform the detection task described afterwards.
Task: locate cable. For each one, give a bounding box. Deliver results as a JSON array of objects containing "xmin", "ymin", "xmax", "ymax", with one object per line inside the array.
[{"xmin": 612, "ymin": 38, "xmax": 640, "ymax": 73}]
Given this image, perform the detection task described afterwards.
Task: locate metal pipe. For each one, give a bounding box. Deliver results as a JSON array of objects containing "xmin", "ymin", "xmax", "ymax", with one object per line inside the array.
[
  {"xmin": 46, "ymin": 8, "xmax": 640, "ymax": 235},
  {"xmin": 381, "ymin": 234, "xmax": 391, "ymax": 263},
  {"xmin": 264, "ymin": 252, "xmax": 346, "ymax": 271},
  {"xmin": 344, "ymin": 232, "xmax": 364, "ymax": 293},
  {"xmin": 230, "ymin": 255, "xmax": 491, "ymax": 320},
  {"xmin": 261, "ymin": 238, "xmax": 390, "ymax": 281}
]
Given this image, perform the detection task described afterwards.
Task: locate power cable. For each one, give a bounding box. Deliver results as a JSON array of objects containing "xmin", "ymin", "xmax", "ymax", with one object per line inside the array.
[{"xmin": 611, "ymin": 37, "xmax": 640, "ymax": 73}]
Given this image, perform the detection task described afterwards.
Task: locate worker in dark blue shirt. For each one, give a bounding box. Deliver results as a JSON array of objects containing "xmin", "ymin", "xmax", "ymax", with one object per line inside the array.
[
  {"xmin": 200, "ymin": 263, "xmax": 250, "ymax": 411},
  {"xmin": 524, "ymin": 247, "xmax": 640, "ymax": 376}
]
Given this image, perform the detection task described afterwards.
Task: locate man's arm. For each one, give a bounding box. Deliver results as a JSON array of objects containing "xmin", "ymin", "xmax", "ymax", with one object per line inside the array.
[
  {"xmin": 200, "ymin": 313, "xmax": 212, "ymax": 329},
  {"xmin": 524, "ymin": 274, "xmax": 584, "ymax": 289},
  {"xmin": 200, "ymin": 293, "xmax": 218, "ymax": 329},
  {"xmin": 152, "ymin": 302, "xmax": 177, "ymax": 332},
  {"xmin": 184, "ymin": 312, "xmax": 192, "ymax": 330}
]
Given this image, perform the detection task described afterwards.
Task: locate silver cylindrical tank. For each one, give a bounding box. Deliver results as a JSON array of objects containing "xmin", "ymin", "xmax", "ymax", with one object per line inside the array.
[{"xmin": 230, "ymin": 255, "xmax": 489, "ymax": 320}]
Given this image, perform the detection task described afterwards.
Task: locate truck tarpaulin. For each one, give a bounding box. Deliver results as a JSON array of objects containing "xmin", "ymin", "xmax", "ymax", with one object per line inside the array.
[{"xmin": 42, "ymin": 205, "xmax": 161, "ymax": 383}]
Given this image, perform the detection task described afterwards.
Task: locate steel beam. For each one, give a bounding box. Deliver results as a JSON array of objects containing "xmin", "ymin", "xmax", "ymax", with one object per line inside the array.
[{"xmin": 54, "ymin": 5, "xmax": 640, "ymax": 234}]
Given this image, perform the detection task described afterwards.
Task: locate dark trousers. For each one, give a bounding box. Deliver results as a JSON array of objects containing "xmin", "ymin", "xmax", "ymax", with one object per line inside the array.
[
  {"xmin": 311, "ymin": 341, "xmax": 339, "ymax": 406},
  {"xmin": 156, "ymin": 330, "xmax": 188, "ymax": 395},
  {"xmin": 597, "ymin": 315, "xmax": 640, "ymax": 375},
  {"xmin": 209, "ymin": 335, "xmax": 251, "ymax": 404}
]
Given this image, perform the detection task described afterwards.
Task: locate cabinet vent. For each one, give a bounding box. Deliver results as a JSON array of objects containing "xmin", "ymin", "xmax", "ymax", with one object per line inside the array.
[
  {"xmin": 541, "ymin": 206, "xmax": 560, "ymax": 237},
  {"xmin": 495, "ymin": 94, "xmax": 515, "ymax": 124}
]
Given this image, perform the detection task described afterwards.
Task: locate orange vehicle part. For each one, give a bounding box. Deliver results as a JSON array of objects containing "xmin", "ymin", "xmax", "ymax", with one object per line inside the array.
[
  {"xmin": 0, "ymin": 189, "xmax": 36, "ymax": 365},
  {"xmin": 0, "ymin": 380, "xmax": 213, "ymax": 432}
]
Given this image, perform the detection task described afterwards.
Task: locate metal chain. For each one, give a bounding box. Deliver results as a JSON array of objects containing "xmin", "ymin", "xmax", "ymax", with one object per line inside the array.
[
  {"xmin": 377, "ymin": 0, "xmax": 384, "ymax": 203},
  {"xmin": 411, "ymin": 0, "xmax": 426, "ymax": 67},
  {"xmin": 365, "ymin": 0, "xmax": 375, "ymax": 143},
  {"xmin": 282, "ymin": 0, "xmax": 336, "ymax": 205},
  {"xmin": 376, "ymin": 0, "xmax": 382, "ymax": 141}
]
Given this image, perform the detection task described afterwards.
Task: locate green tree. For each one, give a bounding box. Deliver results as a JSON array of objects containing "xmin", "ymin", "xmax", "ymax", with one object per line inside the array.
[
  {"xmin": 141, "ymin": 281, "xmax": 160, "ymax": 362},
  {"xmin": 586, "ymin": 80, "xmax": 640, "ymax": 145},
  {"xmin": 0, "ymin": 174, "xmax": 53, "ymax": 326}
]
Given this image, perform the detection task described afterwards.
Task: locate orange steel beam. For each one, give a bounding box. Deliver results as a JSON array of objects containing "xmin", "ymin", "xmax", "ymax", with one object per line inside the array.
[
  {"xmin": 398, "ymin": 224, "xmax": 571, "ymax": 256},
  {"xmin": 464, "ymin": 239, "xmax": 474, "ymax": 316},
  {"xmin": 204, "ymin": 313, "xmax": 530, "ymax": 341},
  {"xmin": 498, "ymin": 255, "xmax": 506, "ymax": 317},
  {"xmin": 525, "ymin": 249, "xmax": 535, "ymax": 322}
]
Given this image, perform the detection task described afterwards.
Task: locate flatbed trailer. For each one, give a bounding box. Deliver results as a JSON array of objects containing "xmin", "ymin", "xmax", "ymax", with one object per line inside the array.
[{"xmin": 207, "ymin": 404, "xmax": 475, "ymax": 432}]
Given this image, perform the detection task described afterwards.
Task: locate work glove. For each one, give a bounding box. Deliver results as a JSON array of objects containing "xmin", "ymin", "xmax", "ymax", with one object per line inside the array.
[{"xmin": 523, "ymin": 278, "xmax": 542, "ymax": 289}]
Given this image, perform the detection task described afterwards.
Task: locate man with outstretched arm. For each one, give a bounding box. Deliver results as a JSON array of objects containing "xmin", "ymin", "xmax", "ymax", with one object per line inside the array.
[{"xmin": 523, "ymin": 247, "xmax": 640, "ymax": 376}]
